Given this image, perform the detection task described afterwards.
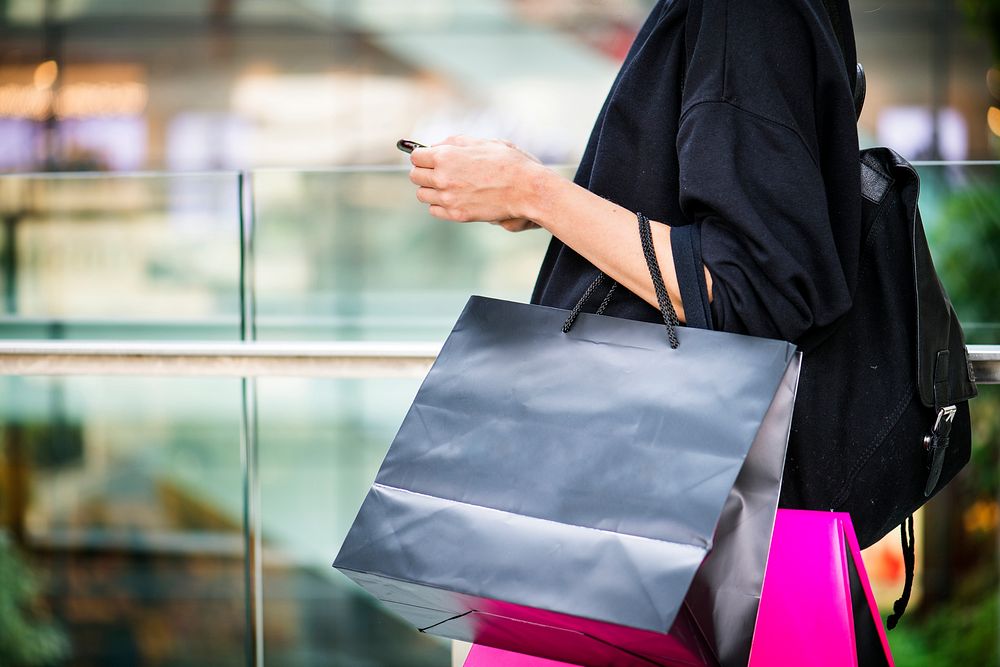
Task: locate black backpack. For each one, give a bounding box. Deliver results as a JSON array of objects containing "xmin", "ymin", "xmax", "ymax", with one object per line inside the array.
[
  {"xmin": 783, "ymin": 140, "xmax": 978, "ymax": 547},
  {"xmin": 778, "ymin": 0, "xmax": 980, "ymax": 626}
]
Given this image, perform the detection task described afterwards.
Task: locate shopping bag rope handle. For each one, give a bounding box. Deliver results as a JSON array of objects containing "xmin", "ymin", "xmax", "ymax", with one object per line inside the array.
[
  {"xmin": 560, "ymin": 274, "xmax": 617, "ymax": 333},
  {"xmin": 562, "ymin": 212, "xmax": 680, "ymax": 349}
]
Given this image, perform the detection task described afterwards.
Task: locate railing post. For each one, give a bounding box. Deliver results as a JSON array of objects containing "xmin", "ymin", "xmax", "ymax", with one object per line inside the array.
[{"xmin": 238, "ymin": 171, "xmax": 263, "ymax": 667}]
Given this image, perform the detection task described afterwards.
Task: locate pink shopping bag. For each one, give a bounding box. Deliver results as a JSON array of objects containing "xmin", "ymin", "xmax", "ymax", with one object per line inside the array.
[
  {"xmin": 465, "ymin": 644, "xmax": 581, "ymax": 667},
  {"xmin": 464, "ymin": 510, "xmax": 895, "ymax": 667},
  {"xmin": 748, "ymin": 509, "xmax": 894, "ymax": 667}
]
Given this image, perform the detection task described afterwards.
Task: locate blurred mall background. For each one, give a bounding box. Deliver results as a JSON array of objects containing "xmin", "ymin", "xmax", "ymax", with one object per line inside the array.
[
  {"xmin": 0, "ymin": 0, "xmax": 999, "ymax": 172},
  {"xmin": 0, "ymin": 0, "xmax": 998, "ymax": 665}
]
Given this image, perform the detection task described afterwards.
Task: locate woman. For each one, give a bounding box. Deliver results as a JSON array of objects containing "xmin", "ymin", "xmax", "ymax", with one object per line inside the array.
[{"xmin": 408, "ymin": 0, "xmax": 861, "ymax": 510}]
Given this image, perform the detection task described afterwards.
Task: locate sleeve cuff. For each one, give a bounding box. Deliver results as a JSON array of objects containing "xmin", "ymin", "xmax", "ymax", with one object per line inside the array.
[{"xmin": 670, "ymin": 223, "xmax": 714, "ymax": 331}]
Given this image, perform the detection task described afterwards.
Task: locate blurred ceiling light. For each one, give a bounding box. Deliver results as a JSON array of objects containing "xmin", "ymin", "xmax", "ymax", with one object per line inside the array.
[
  {"xmin": 877, "ymin": 106, "xmax": 968, "ymax": 161},
  {"xmin": 54, "ymin": 82, "xmax": 148, "ymax": 118},
  {"xmin": 989, "ymin": 106, "xmax": 1000, "ymax": 138},
  {"xmin": 0, "ymin": 82, "xmax": 148, "ymax": 119},
  {"xmin": 33, "ymin": 60, "xmax": 59, "ymax": 90},
  {"xmin": 988, "ymin": 68, "xmax": 1000, "ymax": 101},
  {"xmin": 232, "ymin": 74, "xmax": 350, "ymax": 123},
  {"xmin": 243, "ymin": 62, "xmax": 280, "ymax": 78},
  {"xmin": 0, "ymin": 85, "xmax": 50, "ymax": 119}
]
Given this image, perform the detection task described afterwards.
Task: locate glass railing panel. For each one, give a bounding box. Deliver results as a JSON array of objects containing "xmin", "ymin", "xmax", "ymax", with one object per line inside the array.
[
  {"xmin": 914, "ymin": 162, "xmax": 1000, "ymax": 345},
  {"xmin": 0, "ymin": 172, "xmax": 243, "ymax": 340},
  {"xmin": 0, "ymin": 159, "xmax": 995, "ymax": 666},
  {"xmin": 251, "ymin": 167, "xmax": 564, "ymax": 342},
  {"xmin": 251, "ymin": 163, "xmax": 1000, "ymax": 344},
  {"xmin": 1, "ymin": 163, "xmax": 993, "ymax": 347},
  {"xmin": 256, "ymin": 376, "xmax": 448, "ymax": 666},
  {"xmin": 0, "ymin": 374, "xmax": 248, "ymax": 665}
]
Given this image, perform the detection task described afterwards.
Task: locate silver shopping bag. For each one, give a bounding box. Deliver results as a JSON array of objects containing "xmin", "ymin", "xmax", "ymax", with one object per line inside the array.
[{"xmin": 334, "ymin": 295, "xmax": 800, "ymax": 667}]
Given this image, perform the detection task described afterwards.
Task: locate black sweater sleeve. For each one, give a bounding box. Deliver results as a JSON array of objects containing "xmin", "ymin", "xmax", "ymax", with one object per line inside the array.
[
  {"xmin": 678, "ymin": 100, "xmax": 852, "ymax": 340},
  {"xmin": 676, "ymin": 0, "xmax": 861, "ymax": 342}
]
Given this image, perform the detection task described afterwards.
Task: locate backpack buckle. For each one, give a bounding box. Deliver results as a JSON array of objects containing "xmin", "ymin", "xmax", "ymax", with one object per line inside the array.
[
  {"xmin": 932, "ymin": 405, "xmax": 957, "ymax": 435},
  {"xmin": 923, "ymin": 405, "xmax": 957, "ymax": 496}
]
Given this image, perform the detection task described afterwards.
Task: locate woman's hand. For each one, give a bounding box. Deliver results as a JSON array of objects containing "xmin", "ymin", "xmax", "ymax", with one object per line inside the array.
[{"xmin": 408, "ymin": 135, "xmax": 549, "ymax": 232}]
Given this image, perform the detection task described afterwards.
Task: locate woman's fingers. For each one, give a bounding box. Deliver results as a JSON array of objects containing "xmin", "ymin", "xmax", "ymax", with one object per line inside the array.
[
  {"xmin": 409, "ymin": 166, "xmax": 436, "ymax": 187},
  {"xmin": 415, "ymin": 187, "xmax": 442, "ymax": 205},
  {"xmin": 418, "ymin": 188, "xmax": 470, "ymax": 222},
  {"xmin": 410, "ymin": 147, "xmax": 436, "ymax": 168},
  {"xmin": 429, "ymin": 205, "xmax": 468, "ymax": 222},
  {"xmin": 409, "ymin": 136, "xmax": 537, "ymax": 224}
]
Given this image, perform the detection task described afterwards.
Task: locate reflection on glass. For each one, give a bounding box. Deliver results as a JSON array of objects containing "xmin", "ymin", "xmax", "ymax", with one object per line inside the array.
[
  {"xmin": 252, "ymin": 168, "xmax": 557, "ymax": 342},
  {"xmin": 257, "ymin": 377, "xmax": 448, "ymax": 666},
  {"xmin": 0, "ymin": 173, "xmax": 242, "ymax": 340},
  {"xmin": 0, "ymin": 376, "xmax": 247, "ymax": 665}
]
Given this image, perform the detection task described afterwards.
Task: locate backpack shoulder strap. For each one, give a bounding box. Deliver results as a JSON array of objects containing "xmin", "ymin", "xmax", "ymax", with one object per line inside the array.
[{"xmin": 819, "ymin": 0, "xmax": 866, "ymax": 119}]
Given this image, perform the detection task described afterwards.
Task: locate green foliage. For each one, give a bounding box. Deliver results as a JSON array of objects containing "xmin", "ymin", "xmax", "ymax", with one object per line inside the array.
[
  {"xmin": 959, "ymin": 0, "xmax": 1000, "ymax": 60},
  {"xmin": 929, "ymin": 175, "xmax": 1000, "ymax": 496},
  {"xmin": 967, "ymin": 386, "xmax": 1000, "ymax": 499},
  {"xmin": 925, "ymin": 172, "xmax": 1000, "ymax": 340},
  {"xmin": 0, "ymin": 541, "xmax": 69, "ymax": 667},
  {"xmin": 888, "ymin": 572, "xmax": 999, "ymax": 667}
]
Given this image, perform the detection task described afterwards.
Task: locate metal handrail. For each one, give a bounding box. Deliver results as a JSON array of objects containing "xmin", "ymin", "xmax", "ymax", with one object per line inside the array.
[
  {"xmin": 0, "ymin": 340, "xmax": 442, "ymax": 378},
  {"xmin": 0, "ymin": 340, "xmax": 997, "ymax": 382},
  {"xmin": 971, "ymin": 345, "xmax": 1000, "ymax": 384}
]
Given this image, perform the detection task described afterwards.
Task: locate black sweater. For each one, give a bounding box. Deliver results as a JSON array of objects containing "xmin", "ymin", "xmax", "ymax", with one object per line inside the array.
[{"xmin": 531, "ymin": 0, "xmax": 861, "ymax": 344}]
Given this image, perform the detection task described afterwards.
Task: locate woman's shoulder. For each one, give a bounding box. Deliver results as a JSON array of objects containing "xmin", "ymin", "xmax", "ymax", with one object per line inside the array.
[
  {"xmin": 683, "ymin": 0, "xmax": 850, "ymax": 133},
  {"xmin": 686, "ymin": 0, "xmax": 835, "ymax": 77}
]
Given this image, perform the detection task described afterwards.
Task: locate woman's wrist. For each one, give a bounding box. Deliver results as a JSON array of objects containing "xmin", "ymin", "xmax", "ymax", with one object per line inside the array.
[{"xmin": 519, "ymin": 162, "xmax": 567, "ymax": 229}]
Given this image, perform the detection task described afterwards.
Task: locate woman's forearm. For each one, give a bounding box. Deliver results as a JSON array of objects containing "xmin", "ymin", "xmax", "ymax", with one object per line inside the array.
[
  {"xmin": 407, "ymin": 138, "xmax": 710, "ymax": 321},
  {"xmin": 523, "ymin": 165, "xmax": 711, "ymax": 323}
]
